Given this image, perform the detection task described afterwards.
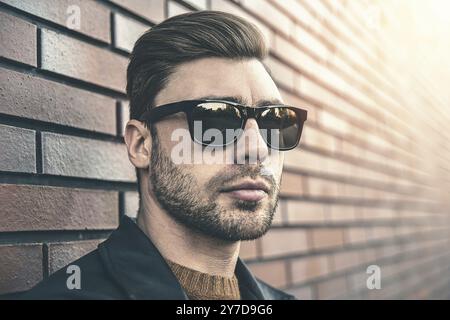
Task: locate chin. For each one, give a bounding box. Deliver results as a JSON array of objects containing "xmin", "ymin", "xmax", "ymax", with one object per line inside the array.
[{"xmin": 217, "ymin": 207, "xmax": 274, "ymax": 241}]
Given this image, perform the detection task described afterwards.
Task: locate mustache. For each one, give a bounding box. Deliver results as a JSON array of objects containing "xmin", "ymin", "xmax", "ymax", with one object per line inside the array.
[{"xmin": 206, "ymin": 164, "xmax": 278, "ymax": 196}]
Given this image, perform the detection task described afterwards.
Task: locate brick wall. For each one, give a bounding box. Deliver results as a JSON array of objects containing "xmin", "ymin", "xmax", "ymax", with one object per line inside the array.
[{"xmin": 1, "ymin": 0, "xmax": 449, "ymax": 299}]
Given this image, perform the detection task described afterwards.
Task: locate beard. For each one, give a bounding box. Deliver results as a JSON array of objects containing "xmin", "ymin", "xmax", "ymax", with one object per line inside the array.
[{"xmin": 148, "ymin": 128, "xmax": 280, "ymax": 241}]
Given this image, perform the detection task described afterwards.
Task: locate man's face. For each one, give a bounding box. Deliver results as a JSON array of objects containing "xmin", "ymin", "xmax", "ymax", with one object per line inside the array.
[{"xmin": 148, "ymin": 57, "xmax": 284, "ymax": 241}]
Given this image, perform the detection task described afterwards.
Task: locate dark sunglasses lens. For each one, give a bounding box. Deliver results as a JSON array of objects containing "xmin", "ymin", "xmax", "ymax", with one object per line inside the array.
[
  {"xmin": 191, "ymin": 102, "xmax": 243, "ymax": 146},
  {"xmin": 259, "ymin": 107, "xmax": 302, "ymax": 150}
]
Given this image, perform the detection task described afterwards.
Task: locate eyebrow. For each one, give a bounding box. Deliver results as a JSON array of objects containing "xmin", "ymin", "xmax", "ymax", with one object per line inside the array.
[{"xmin": 196, "ymin": 95, "xmax": 284, "ymax": 107}]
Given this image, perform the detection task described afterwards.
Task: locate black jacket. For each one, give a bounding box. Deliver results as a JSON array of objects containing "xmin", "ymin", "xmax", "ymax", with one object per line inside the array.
[{"xmin": 20, "ymin": 215, "xmax": 295, "ymax": 300}]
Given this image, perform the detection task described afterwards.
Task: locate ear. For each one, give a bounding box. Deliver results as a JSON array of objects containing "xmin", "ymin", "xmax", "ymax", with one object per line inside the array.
[{"xmin": 124, "ymin": 119, "xmax": 152, "ymax": 169}]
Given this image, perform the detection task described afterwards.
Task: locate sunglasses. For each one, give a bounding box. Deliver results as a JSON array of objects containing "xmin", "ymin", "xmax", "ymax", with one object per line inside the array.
[{"xmin": 139, "ymin": 99, "xmax": 307, "ymax": 151}]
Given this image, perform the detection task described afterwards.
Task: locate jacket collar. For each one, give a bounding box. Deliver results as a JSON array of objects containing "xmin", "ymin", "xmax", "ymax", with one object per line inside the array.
[{"xmin": 98, "ymin": 215, "xmax": 289, "ymax": 300}]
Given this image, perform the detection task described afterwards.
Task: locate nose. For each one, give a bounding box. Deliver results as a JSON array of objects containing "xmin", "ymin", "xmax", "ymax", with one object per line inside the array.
[{"xmin": 234, "ymin": 118, "xmax": 269, "ymax": 164}]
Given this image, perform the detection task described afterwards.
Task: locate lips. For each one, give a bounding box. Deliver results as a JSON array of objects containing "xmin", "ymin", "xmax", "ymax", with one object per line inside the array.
[{"xmin": 220, "ymin": 180, "xmax": 270, "ymax": 202}]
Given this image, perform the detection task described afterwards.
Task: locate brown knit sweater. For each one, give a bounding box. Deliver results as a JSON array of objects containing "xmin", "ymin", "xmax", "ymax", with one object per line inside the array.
[{"xmin": 166, "ymin": 260, "xmax": 241, "ymax": 300}]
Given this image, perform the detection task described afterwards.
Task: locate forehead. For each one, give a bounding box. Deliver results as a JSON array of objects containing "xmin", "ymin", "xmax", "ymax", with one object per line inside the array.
[{"xmin": 154, "ymin": 57, "xmax": 282, "ymax": 106}]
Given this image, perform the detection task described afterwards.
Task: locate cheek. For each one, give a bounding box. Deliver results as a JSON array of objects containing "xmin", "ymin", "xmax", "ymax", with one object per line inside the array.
[
  {"xmin": 180, "ymin": 164, "xmax": 224, "ymax": 190},
  {"xmin": 266, "ymin": 152, "xmax": 284, "ymax": 180},
  {"xmin": 179, "ymin": 137, "xmax": 226, "ymax": 186}
]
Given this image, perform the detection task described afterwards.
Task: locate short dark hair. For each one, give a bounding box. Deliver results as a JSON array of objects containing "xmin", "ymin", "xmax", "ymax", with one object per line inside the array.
[{"xmin": 126, "ymin": 10, "xmax": 269, "ymax": 212}]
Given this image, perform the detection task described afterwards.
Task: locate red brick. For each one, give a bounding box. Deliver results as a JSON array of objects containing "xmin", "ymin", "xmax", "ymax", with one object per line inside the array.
[
  {"xmin": 240, "ymin": 0, "xmax": 293, "ymax": 36},
  {"xmin": 48, "ymin": 240, "xmax": 103, "ymax": 274},
  {"xmin": 290, "ymin": 255, "xmax": 329, "ymax": 283},
  {"xmin": 239, "ymin": 240, "xmax": 259, "ymax": 260},
  {"xmin": 113, "ymin": 13, "xmax": 149, "ymax": 52},
  {"xmin": 0, "ymin": 125, "xmax": 36, "ymax": 173},
  {"xmin": 292, "ymin": 23, "xmax": 328, "ymax": 60},
  {"xmin": 280, "ymin": 172, "xmax": 304, "ymax": 197},
  {"xmin": 346, "ymin": 227, "xmax": 367, "ymax": 245},
  {"xmin": 41, "ymin": 132, "xmax": 136, "ymax": 182},
  {"xmin": 315, "ymin": 276, "xmax": 347, "ymax": 299},
  {"xmin": 311, "ymin": 228, "xmax": 345, "ymax": 250},
  {"xmin": 358, "ymin": 248, "xmax": 377, "ymax": 264},
  {"xmin": 284, "ymin": 148, "xmax": 324, "ymax": 173},
  {"xmin": 260, "ymin": 229, "xmax": 309, "ymax": 257},
  {"xmin": 41, "ymin": 29, "xmax": 127, "ymax": 92},
  {"xmin": 329, "ymin": 204, "xmax": 356, "ymax": 221},
  {"xmin": 366, "ymin": 226, "xmax": 395, "ymax": 242},
  {"xmin": 110, "ymin": 0, "xmax": 165, "ymax": 23},
  {"xmin": 0, "ymin": 244, "xmax": 42, "ymax": 294},
  {"xmin": 0, "ymin": 184, "xmax": 118, "ymax": 232},
  {"xmin": 302, "ymin": 125, "xmax": 337, "ymax": 152},
  {"xmin": 2, "ymin": 0, "xmax": 110, "ymax": 42},
  {"xmin": 273, "ymin": 34, "xmax": 314, "ymax": 73},
  {"xmin": 0, "ymin": 11, "xmax": 36, "ymax": 66},
  {"xmin": 269, "ymin": 0, "xmax": 315, "ymax": 27},
  {"xmin": 331, "ymin": 250, "xmax": 361, "ymax": 273},
  {"xmin": 307, "ymin": 177, "xmax": 339, "ymax": 198},
  {"xmin": 263, "ymin": 57, "xmax": 296, "ymax": 91},
  {"xmin": 248, "ymin": 261, "xmax": 288, "ymax": 287},
  {"xmin": 0, "ymin": 68, "xmax": 117, "ymax": 135},
  {"xmin": 210, "ymin": 0, "xmax": 273, "ymax": 47},
  {"xmin": 286, "ymin": 200, "xmax": 326, "ymax": 224},
  {"xmin": 318, "ymin": 109, "xmax": 350, "ymax": 135}
]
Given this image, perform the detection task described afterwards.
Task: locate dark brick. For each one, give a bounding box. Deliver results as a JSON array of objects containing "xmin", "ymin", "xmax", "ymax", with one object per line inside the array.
[
  {"xmin": 0, "ymin": 68, "xmax": 117, "ymax": 135},
  {"xmin": 41, "ymin": 132, "xmax": 135, "ymax": 181},
  {"xmin": 1, "ymin": 0, "xmax": 110, "ymax": 42},
  {"xmin": 0, "ymin": 184, "xmax": 119, "ymax": 232},
  {"xmin": 0, "ymin": 244, "xmax": 43, "ymax": 294},
  {"xmin": 110, "ymin": 0, "xmax": 165, "ymax": 23},
  {"xmin": 41, "ymin": 29, "xmax": 127, "ymax": 92},
  {"xmin": 48, "ymin": 240, "xmax": 104, "ymax": 274},
  {"xmin": 113, "ymin": 13, "xmax": 149, "ymax": 52},
  {"xmin": 0, "ymin": 124, "xmax": 36, "ymax": 173},
  {"xmin": 0, "ymin": 11, "xmax": 36, "ymax": 66}
]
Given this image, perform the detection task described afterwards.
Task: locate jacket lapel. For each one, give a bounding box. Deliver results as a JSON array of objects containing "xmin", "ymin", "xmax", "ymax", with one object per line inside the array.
[
  {"xmin": 98, "ymin": 216, "xmax": 188, "ymax": 299},
  {"xmin": 97, "ymin": 215, "xmax": 292, "ymax": 300}
]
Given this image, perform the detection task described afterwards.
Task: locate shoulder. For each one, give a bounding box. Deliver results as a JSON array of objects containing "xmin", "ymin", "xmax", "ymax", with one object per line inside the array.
[{"xmin": 19, "ymin": 249, "xmax": 125, "ymax": 300}]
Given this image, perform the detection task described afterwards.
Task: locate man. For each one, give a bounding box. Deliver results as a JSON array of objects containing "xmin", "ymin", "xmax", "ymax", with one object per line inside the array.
[{"xmin": 21, "ymin": 10, "xmax": 307, "ymax": 300}]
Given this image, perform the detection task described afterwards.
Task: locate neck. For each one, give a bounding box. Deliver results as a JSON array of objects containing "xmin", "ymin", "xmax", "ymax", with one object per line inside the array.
[{"xmin": 137, "ymin": 190, "xmax": 240, "ymax": 278}]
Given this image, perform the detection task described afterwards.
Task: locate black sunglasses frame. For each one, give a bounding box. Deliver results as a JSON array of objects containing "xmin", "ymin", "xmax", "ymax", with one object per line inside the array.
[{"xmin": 139, "ymin": 99, "xmax": 308, "ymax": 150}]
